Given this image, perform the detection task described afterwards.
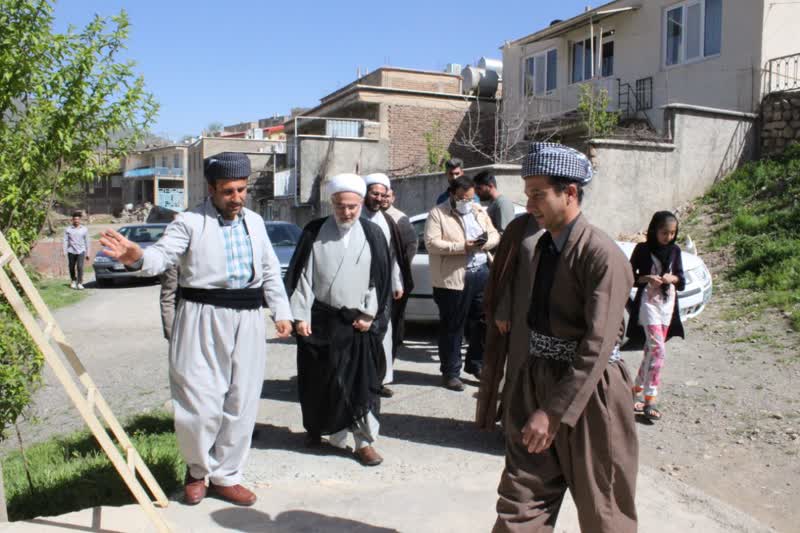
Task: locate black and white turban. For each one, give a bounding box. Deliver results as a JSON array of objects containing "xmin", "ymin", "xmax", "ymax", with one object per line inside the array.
[{"xmin": 522, "ymin": 142, "xmax": 593, "ymax": 185}]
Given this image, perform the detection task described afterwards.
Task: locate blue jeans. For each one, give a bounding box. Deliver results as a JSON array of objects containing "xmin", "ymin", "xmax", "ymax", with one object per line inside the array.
[{"xmin": 432, "ymin": 264, "xmax": 489, "ymax": 379}]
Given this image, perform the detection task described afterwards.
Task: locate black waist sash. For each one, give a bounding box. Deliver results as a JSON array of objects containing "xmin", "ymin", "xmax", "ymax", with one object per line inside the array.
[{"xmin": 180, "ymin": 287, "xmax": 264, "ymax": 310}]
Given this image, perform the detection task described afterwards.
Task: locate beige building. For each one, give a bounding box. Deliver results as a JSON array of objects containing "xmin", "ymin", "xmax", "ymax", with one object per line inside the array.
[
  {"xmin": 122, "ymin": 145, "xmax": 189, "ymax": 211},
  {"xmin": 186, "ymin": 137, "xmax": 285, "ymax": 208},
  {"xmin": 502, "ymin": 0, "xmax": 800, "ymax": 137},
  {"xmin": 265, "ymin": 67, "xmax": 496, "ymax": 226}
]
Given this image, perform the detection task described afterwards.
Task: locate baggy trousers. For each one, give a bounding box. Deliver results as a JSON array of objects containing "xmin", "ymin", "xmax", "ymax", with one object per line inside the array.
[
  {"xmin": 494, "ymin": 360, "xmax": 638, "ymax": 533},
  {"xmin": 169, "ymin": 299, "xmax": 266, "ymax": 486}
]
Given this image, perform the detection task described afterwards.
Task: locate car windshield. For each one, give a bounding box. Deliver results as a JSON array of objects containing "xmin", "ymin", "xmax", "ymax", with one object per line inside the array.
[
  {"xmin": 266, "ymin": 223, "xmax": 301, "ymax": 246},
  {"xmin": 119, "ymin": 226, "xmax": 166, "ymax": 243}
]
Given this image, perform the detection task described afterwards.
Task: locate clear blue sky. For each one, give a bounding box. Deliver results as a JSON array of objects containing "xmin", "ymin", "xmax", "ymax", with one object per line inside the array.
[{"xmin": 54, "ymin": 0, "xmax": 594, "ymax": 140}]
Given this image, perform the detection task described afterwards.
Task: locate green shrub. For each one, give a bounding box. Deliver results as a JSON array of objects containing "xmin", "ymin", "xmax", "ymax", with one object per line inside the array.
[{"xmin": 707, "ymin": 142, "xmax": 800, "ymax": 327}]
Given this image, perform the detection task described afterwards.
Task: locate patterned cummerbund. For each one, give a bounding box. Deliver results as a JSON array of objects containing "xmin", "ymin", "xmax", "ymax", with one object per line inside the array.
[{"xmin": 528, "ymin": 330, "xmax": 578, "ymax": 363}]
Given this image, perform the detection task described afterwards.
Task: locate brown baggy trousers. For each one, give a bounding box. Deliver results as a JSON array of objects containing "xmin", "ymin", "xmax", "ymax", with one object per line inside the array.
[{"xmin": 493, "ymin": 360, "xmax": 638, "ymax": 533}]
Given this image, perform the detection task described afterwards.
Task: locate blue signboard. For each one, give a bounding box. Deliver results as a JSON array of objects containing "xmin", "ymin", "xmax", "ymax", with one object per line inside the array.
[{"xmin": 158, "ymin": 188, "xmax": 184, "ymax": 211}]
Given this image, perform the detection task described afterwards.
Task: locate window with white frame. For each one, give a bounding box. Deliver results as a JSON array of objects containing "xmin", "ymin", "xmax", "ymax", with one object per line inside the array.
[
  {"xmin": 664, "ymin": 0, "xmax": 722, "ymax": 67},
  {"xmin": 523, "ymin": 49, "xmax": 557, "ymax": 97},
  {"xmin": 571, "ymin": 35, "xmax": 615, "ymax": 83}
]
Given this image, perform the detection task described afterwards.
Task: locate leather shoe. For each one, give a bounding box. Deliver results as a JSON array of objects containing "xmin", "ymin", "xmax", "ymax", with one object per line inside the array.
[
  {"xmin": 378, "ymin": 385, "xmax": 394, "ymax": 398},
  {"xmin": 443, "ymin": 377, "xmax": 465, "ymax": 391},
  {"xmin": 354, "ymin": 445, "xmax": 383, "ymax": 466},
  {"xmin": 305, "ymin": 432, "xmax": 322, "ymax": 447},
  {"xmin": 184, "ymin": 473, "xmax": 206, "ymax": 505},
  {"xmin": 209, "ymin": 483, "xmax": 257, "ymax": 506}
]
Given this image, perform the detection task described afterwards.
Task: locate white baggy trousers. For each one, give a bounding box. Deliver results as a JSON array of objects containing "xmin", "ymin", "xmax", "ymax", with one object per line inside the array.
[{"xmin": 170, "ymin": 299, "xmax": 266, "ymax": 487}]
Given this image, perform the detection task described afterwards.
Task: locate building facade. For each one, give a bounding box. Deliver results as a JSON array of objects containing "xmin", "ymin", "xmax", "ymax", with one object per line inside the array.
[
  {"xmin": 122, "ymin": 145, "xmax": 189, "ymax": 211},
  {"xmin": 502, "ymin": 0, "xmax": 799, "ymax": 139},
  {"xmin": 266, "ymin": 67, "xmax": 497, "ymax": 226}
]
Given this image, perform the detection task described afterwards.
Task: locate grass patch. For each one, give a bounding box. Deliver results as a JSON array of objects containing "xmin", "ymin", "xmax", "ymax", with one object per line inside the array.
[
  {"xmin": 731, "ymin": 333, "xmax": 769, "ymax": 344},
  {"xmin": 33, "ymin": 278, "xmax": 89, "ymax": 309},
  {"xmin": 1, "ymin": 411, "xmax": 183, "ymax": 521},
  {"xmin": 705, "ymin": 142, "xmax": 800, "ymax": 329}
]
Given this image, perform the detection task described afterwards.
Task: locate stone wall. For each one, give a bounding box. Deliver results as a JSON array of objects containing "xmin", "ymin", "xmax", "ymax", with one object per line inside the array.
[{"xmin": 760, "ymin": 92, "xmax": 800, "ymax": 157}]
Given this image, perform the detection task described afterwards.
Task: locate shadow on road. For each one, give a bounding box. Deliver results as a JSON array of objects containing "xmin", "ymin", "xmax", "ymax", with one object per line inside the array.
[
  {"xmin": 379, "ymin": 412, "xmax": 504, "ymax": 456},
  {"xmin": 212, "ymin": 508, "xmax": 398, "ymax": 532}
]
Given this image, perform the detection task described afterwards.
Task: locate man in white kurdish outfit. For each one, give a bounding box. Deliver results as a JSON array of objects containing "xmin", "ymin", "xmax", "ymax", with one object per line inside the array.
[
  {"xmin": 100, "ymin": 152, "xmax": 292, "ymax": 506},
  {"xmin": 285, "ymin": 173, "xmax": 392, "ymax": 467},
  {"xmin": 361, "ymin": 172, "xmax": 413, "ymax": 397}
]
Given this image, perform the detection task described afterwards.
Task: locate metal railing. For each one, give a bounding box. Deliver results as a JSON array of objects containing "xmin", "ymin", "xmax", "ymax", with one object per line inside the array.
[
  {"xmin": 617, "ymin": 77, "xmax": 654, "ymax": 130},
  {"xmin": 765, "ymin": 53, "xmax": 800, "ymax": 94}
]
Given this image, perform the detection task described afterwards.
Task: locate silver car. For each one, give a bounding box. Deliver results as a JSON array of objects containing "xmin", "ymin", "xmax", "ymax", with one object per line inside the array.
[{"xmin": 93, "ymin": 224, "xmax": 167, "ymax": 287}]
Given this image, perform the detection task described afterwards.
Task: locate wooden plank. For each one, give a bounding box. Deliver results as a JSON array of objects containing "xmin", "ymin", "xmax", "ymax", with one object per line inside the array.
[
  {"xmin": 0, "ymin": 232, "xmax": 168, "ymax": 506},
  {"xmin": 0, "ymin": 240, "xmax": 171, "ymax": 531}
]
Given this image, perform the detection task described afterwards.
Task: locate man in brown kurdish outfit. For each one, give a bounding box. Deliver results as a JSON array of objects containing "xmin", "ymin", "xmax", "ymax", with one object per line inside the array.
[{"xmin": 478, "ymin": 142, "xmax": 637, "ymax": 533}]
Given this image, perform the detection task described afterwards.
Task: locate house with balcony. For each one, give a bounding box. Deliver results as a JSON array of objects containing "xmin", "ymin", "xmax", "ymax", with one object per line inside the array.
[
  {"xmin": 265, "ymin": 66, "xmax": 497, "ymax": 225},
  {"xmin": 496, "ymin": 0, "xmax": 800, "ymax": 237},
  {"xmin": 121, "ymin": 145, "xmax": 189, "ymax": 211},
  {"xmin": 502, "ymin": 0, "xmax": 798, "ymax": 139},
  {"xmin": 186, "ymin": 136, "xmax": 286, "ymax": 208}
]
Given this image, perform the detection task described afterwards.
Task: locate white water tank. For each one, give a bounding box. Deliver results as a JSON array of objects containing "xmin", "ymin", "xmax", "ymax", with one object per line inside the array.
[
  {"xmin": 461, "ymin": 66, "xmax": 500, "ymax": 97},
  {"xmin": 478, "ymin": 57, "xmax": 503, "ymax": 78}
]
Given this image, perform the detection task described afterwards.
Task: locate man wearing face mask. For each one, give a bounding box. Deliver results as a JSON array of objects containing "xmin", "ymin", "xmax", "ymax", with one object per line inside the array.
[{"xmin": 424, "ymin": 175, "xmax": 500, "ymax": 391}]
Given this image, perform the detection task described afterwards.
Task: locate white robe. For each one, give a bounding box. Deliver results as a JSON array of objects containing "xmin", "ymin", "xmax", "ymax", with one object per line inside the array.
[
  {"xmin": 289, "ymin": 217, "xmax": 381, "ymax": 449},
  {"xmin": 138, "ymin": 198, "xmax": 291, "ymax": 486},
  {"xmin": 362, "ymin": 209, "xmax": 402, "ymax": 385}
]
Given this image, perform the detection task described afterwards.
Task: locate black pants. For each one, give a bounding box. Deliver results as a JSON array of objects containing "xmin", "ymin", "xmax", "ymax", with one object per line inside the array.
[
  {"xmin": 391, "ymin": 293, "xmax": 409, "ymax": 360},
  {"xmin": 68, "ymin": 252, "xmax": 85, "ymax": 283},
  {"xmin": 432, "ymin": 264, "xmax": 489, "ymax": 378}
]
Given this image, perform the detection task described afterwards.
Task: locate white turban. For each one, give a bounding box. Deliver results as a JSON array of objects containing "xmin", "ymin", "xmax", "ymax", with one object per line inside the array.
[
  {"xmin": 327, "ymin": 173, "xmax": 366, "ymax": 198},
  {"xmin": 363, "ymin": 172, "xmax": 391, "ymax": 191}
]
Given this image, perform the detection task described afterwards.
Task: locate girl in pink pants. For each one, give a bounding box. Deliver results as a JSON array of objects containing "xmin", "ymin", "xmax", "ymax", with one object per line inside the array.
[{"xmin": 626, "ymin": 211, "xmax": 686, "ymax": 422}]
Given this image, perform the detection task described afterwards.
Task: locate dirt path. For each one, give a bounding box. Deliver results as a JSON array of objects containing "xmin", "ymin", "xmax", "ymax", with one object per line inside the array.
[
  {"xmin": 2, "ymin": 283, "xmax": 775, "ymax": 532},
  {"xmin": 5, "ymin": 227, "xmax": 794, "ymax": 529}
]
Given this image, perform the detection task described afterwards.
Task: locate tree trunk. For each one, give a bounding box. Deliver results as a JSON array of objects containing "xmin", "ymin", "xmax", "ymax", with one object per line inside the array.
[{"xmin": 0, "ymin": 461, "xmax": 8, "ymax": 522}]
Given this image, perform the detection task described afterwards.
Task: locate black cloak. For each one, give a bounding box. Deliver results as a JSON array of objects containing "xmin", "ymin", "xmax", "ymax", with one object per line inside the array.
[{"xmin": 284, "ymin": 216, "xmax": 392, "ymax": 436}]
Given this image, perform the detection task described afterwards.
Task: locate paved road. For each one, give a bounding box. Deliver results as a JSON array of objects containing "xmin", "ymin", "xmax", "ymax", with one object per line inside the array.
[{"xmin": 2, "ymin": 284, "xmax": 775, "ymax": 532}]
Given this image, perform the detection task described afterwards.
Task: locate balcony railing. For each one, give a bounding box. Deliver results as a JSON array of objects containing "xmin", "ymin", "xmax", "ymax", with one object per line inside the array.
[
  {"xmin": 123, "ymin": 167, "xmax": 185, "ymax": 179},
  {"xmin": 764, "ymin": 53, "xmax": 800, "ymax": 94}
]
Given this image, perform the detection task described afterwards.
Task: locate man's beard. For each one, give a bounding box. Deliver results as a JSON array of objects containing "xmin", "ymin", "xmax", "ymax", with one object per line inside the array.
[{"xmin": 336, "ymin": 218, "xmax": 357, "ymax": 231}]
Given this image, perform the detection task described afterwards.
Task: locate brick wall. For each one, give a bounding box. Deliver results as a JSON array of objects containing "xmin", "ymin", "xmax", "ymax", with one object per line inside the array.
[
  {"xmin": 387, "ymin": 103, "xmax": 493, "ymax": 176},
  {"xmin": 381, "ymin": 70, "xmax": 460, "ymax": 94}
]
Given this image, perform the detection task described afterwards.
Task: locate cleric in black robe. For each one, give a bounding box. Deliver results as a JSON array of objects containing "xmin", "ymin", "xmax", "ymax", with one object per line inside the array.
[{"xmin": 284, "ymin": 173, "xmax": 391, "ymax": 466}]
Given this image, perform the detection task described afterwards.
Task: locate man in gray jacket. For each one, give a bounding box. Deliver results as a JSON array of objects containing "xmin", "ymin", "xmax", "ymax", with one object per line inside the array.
[{"xmin": 100, "ymin": 152, "xmax": 292, "ymax": 507}]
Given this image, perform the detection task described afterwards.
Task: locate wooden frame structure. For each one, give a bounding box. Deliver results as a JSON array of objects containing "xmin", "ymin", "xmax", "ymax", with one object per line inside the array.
[{"xmin": 0, "ymin": 230, "xmax": 171, "ymax": 532}]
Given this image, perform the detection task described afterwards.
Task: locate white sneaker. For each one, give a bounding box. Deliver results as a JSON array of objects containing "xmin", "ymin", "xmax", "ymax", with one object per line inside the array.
[
  {"xmin": 76, "ymin": 284, "xmax": 85, "ymax": 290},
  {"xmin": 70, "ymin": 281, "xmax": 77, "ymax": 289}
]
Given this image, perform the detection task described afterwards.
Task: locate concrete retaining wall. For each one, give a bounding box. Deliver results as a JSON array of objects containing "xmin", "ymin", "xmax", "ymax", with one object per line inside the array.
[{"xmin": 389, "ymin": 105, "xmax": 756, "ymax": 238}]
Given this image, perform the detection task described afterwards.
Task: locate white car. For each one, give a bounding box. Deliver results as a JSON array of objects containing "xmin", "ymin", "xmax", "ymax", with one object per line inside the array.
[{"xmin": 405, "ymin": 210, "xmax": 713, "ymax": 324}]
